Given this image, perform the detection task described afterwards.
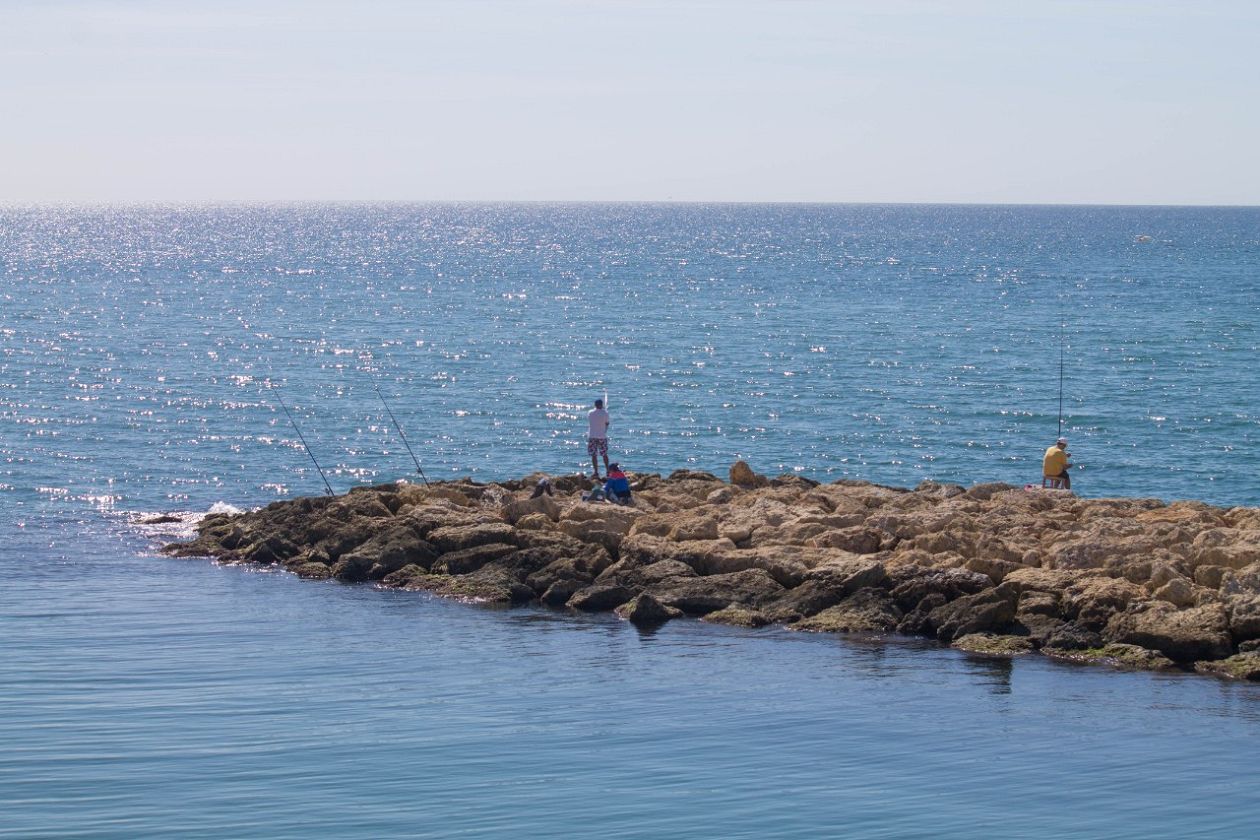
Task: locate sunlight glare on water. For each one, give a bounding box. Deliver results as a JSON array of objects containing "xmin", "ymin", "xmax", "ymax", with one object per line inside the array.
[{"xmin": 2, "ymin": 205, "xmax": 1260, "ymax": 838}]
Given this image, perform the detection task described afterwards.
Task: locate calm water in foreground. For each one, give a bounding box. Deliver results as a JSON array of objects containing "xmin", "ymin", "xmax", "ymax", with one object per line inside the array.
[{"xmin": 2, "ymin": 204, "xmax": 1259, "ymax": 837}]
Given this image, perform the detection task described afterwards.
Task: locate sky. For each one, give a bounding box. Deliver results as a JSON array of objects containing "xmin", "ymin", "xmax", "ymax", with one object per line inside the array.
[{"xmin": 1, "ymin": 0, "xmax": 1258, "ymax": 204}]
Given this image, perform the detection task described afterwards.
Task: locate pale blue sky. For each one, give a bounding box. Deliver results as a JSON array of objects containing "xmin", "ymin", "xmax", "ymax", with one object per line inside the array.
[{"xmin": 2, "ymin": 0, "xmax": 1257, "ymax": 203}]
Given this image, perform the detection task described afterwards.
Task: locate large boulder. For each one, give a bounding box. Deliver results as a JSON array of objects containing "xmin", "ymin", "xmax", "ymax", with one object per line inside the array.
[
  {"xmin": 502, "ymin": 493, "xmax": 561, "ymax": 524},
  {"xmin": 524, "ymin": 544, "xmax": 614, "ymax": 596},
  {"xmin": 427, "ymin": 522, "xmax": 517, "ymax": 554},
  {"xmin": 887, "ymin": 566, "xmax": 992, "ymax": 611},
  {"xmin": 1226, "ymin": 595, "xmax": 1260, "ymax": 643},
  {"xmin": 1103, "ymin": 602, "xmax": 1233, "ymax": 663},
  {"xmin": 1061, "ymin": 576, "xmax": 1144, "ymax": 630},
  {"xmin": 567, "ymin": 559, "xmax": 697, "ymax": 612},
  {"xmin": 1012, "ymin": 590, "xmax": 1066, "ymax": 646},
  {"xmin": 764, "ymin": 557, "xmax": 888, "ymax": 622},
  {"xmin": 378, "ymin": 564, "xmax": 532, "ymax": 603},
  {"xmin": 1194, "ymin": 652, "xmax": 1260, "ymax": 681},
  {"xmin": 792, "ymin": 589, "xmax": 902, "ymax": 633},
  {"xmin": 335, "ymin": 524, "xmax": 437, "ymax": 579},
  {"xmin": 928, "ymin": 584, "xmax": 1019, "ymax": 642},
  {"xmin": 648, "ymin": 568, "xmax": 785, "ymax": 616},
  {"xmin": 430, "ymin": 543, "xmax": 518, "ymax": 575}
]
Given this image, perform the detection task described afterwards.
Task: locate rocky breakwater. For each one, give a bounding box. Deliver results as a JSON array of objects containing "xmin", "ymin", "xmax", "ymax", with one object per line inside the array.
[{"xmin": 164, "ymin": 463, "xmax": 1260, "ymax": 681}]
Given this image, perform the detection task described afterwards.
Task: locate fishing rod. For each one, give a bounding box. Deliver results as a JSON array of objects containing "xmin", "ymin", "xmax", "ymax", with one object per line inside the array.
[
  {"xmin": 374, "ymin": 385, "xmax": 430, "ymax": 486},
  {"xmin": 1057, "ymin": 277, "xmax": 1066, "ymax": 440},
  {"xmin": 272, "ymin": 386, "xmax": 335, "ymax": 497}
]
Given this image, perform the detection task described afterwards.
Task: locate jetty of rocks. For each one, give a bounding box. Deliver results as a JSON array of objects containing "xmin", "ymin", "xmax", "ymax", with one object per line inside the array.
[{"xmin": 164, "ymin": 463, "xmax": 1260, "ymax": 681}]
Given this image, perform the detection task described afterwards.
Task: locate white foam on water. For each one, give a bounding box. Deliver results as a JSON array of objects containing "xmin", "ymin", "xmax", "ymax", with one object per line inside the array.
[{"xmin": 119, "ymin": 501, "xmax": 246, "ymax": 543}]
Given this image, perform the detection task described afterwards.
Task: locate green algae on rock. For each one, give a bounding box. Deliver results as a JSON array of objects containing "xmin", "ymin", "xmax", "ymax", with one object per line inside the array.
[{"xmin": 952, "ymin": 633, "xmax": 1036, "ymax": 656}]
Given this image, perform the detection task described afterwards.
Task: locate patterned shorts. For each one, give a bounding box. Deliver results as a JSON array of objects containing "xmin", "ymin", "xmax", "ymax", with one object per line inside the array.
[{"xmin": 587, "ymin": 437, "xmax": 608, "ymax": 457}]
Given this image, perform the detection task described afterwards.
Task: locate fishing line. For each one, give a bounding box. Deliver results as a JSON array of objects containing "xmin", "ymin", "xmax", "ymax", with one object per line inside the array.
[
  {"xmin": 239, "ymin": 315, "xmax": 336, "ymax": 497},
  {"xmin": 1057, "ymin": 275, "xmax": 1066, "ymax": 440},
  {"xmin": 273, "ymin": 386, "xmax": 335, "ymax": 497},
  {"xmin": 374, "ymin": 384, "xmax": 430, "ymax": 485}
]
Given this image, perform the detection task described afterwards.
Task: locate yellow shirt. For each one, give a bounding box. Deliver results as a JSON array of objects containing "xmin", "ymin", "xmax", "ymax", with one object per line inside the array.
[{"xmin": 1043, "ymin": 445, "xmax": 1068, "ymax": 476}]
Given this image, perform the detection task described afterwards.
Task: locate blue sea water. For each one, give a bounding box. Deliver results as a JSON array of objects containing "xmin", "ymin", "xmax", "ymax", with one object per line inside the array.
[{"xmin": 2, "ymin": 204, "xmax": 1260, "ymax": 838}]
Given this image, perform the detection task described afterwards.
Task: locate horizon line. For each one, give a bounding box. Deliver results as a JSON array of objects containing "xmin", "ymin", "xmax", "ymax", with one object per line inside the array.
[{"xmin": 3, "ymin": 199, "xmax": 1259, "ymax": 210}]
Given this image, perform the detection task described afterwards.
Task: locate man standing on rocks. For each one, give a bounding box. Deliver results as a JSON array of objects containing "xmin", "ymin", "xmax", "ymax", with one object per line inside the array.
[
  {"xmin": 587, "ymin": 398, "xmax": 611, "ymax": 480},
  {"xmin": 1043, "ymin": 437, "xmax": 1073, "ymax": 489}
]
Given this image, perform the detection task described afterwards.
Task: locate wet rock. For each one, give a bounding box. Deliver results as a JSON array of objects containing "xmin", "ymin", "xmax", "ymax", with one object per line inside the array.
[
  {"xmin": 292, "ymin": 561, "xmax": 332, "ymax": 580},
  {"xmin": 887, "ymin": 566, "xmax": 992, "ymax": 611},
  {"xmin": 540, "ymin": 579, "xmax": 585, "ymax": 608},
  {"xmin": 1194, "ymin": 652, "xmax": 1260, "ymax": 681},
  {"xmin": 896, "ymin": 593, "xmax": 947, "ymax": 636},
  {"xmin": 242, "ymin": 535, "xmax": 299, "ymax": 565},
  {"xmin": 1013, "ymin": 590, "xmax": 1066, "ymax": 647},
  {"xmin": 523, "ymin": 544, "xmax": 614, "ymax": 595},
  {"xmin": 952, "ymin": 633, "xmax": 1034, "ymax": 656},
  {"xmin": 567, "ymin": 583, "xmax": 638, "ymax": 612},
  {"xmin": 1044, "ymin": 621, "xmax": 1103, "ymax": 651},
  {"xmin": 337, "ymin": 524, "xmax": 437, "ymax": 578},
  {"xmin": 430, "ymin": 543, "xmax": 518, "ymax": 575},
  {"xmin": 702, "ymin": 607, "xmax": 772, "ymax": 628},
  {"xmin": 386, "ymin": 565, "xmax": 532, "ymax": 604},
  {"xmin": 765, "ymin": 556, "xmax": 888, "ymax": 622},
  {"xmin": 615, "ymin": 593, "xmax": 682, "ymax": 627},
  {"xmin": 928, "ymin": 584, "xmax": 1019, "ymax": 642},
  {"xmin": 1044, "ymin": 643, "xmax": 1176, "ymax": 670},
  {"xmin": 649, "ymin": 568, "xmax": 785, "ymax": 616},
  {"xmin": 792, "ymin": 588, "xmax": 902, "ymax": 633},
  {"xmin": 1103, "ymin": 602, "xmax": 1232, "ymax": 663}
]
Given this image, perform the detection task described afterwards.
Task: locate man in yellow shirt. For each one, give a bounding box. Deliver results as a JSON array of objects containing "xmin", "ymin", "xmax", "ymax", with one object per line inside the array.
[{"xmin": 1043, "ymin": 438, "xmax": 1073, "ymax": 489}]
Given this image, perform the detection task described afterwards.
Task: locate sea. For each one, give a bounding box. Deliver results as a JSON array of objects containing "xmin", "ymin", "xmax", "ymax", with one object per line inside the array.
[{"xmin": 2, "ymin": 203, "xmax": 1259, "ymax": 838}]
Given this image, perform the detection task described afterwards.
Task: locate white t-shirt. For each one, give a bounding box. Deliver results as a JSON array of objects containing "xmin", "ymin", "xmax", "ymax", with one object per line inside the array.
[{"xmin": 587, "ymin": 407, "xmax": 610, "ymax": 439}]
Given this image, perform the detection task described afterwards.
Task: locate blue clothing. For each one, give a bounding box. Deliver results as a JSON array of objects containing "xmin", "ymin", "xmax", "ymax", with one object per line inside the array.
[{"xmin": 603, "ymin": 474, "xmax": 631, "ymax": 500}]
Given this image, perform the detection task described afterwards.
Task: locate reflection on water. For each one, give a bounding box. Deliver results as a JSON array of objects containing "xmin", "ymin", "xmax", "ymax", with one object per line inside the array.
[{"xmin": 958, "ymin": 652, "xmax": 1015, "ymax": 694}]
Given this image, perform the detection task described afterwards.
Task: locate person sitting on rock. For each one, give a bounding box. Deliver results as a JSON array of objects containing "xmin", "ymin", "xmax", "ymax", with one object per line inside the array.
[
  {"xmin": 1043, "ymin": 437, "xmax": 1073, "ymax": 489},
  {"xmin": 603, "ymin": 464, "xmax": 633, "ymax": 505}
]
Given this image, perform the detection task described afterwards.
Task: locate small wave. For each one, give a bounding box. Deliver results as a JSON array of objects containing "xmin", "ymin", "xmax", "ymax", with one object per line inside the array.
[{"xmin": 120, "ymin": 501, "xmax": 243, "ymax": 542}]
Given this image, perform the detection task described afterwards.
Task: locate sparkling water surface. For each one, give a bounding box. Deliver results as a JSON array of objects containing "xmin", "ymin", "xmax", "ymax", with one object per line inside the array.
[{"xmin": 2, "ymin": 204, "xmax": 1260, "ymax": 838}]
